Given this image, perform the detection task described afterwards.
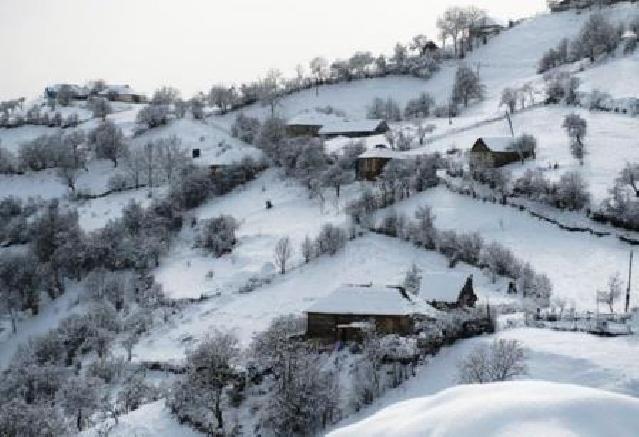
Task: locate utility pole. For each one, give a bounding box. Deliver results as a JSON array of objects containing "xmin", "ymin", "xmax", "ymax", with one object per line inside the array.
[{"xmin": 626, "ymin": 250, "xmax": 633, "ymax": 313}]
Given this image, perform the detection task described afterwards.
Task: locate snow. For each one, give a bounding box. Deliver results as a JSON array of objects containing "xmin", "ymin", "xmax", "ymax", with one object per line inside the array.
[
  {"xmin": 306, "ymin": 284, "xmax": 440, "ymax": 317},
  {"xmin": 329, "ymin": 380, "xmax": 639, "ymax": 437},
  {"xmin": 80, "ymin": 400, "xmax": 202, "ymax": 437}
]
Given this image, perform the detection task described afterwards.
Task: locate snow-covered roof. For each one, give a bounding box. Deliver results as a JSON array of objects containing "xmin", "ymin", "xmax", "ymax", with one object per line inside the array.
[
  {"xmin": 287, "ymin": 110, "xmax": 346, "ymax": 127},
  {"xmin": 420, "ymin": 272, "xmax": 468, "ymax": 301},
  {"xmin": 622, "ymin": 30, "xmax": 638, "ymax": 40},
  {"xmin": 306, "ymin": 284, "xmax": 438, "ymax": 316},
  {"xmin": 358, "ymin": 146, "xmax": 411, "ymax": 160},
  {"xmin": 325, "ymin": 134, "xmax": 390, "ymax": 155},
  {"xmin": 478, "ymin": 137, "xmax": 515, "ymax": 152},
  {"xmin": 45, "ymin": 84, "xmax": 89, "ymax": 95},
  {"xmin": 319, "ymin": 119, "xmax": 386, "ymax": 135}
]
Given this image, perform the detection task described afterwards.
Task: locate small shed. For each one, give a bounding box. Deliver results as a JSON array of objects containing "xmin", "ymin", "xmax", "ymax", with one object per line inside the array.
[
  {"xmin": 356, "ymin": 146, "xmax": 408, "ymax": 181},
  {"xmin": 305, "ymin": 284, "xmax": 438, "ymax": 342},
  {"xmin": 469, "ymin": 136, "xmax": 533, "ymax": 168},
  {"xmin": 319, "ymin": 119, "xmax": 389, "ymax": 139},
  {"xmin": 285, "ymin": 111, "xmax": 346, "ymax": 137}
]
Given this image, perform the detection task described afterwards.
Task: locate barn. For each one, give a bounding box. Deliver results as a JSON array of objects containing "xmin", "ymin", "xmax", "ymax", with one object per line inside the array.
[
  {"xmin": 285, "ymin": 111, "xmax": 346, "ymax": 137},
  {"xmin": 319, "ymin": 119, "xmax": 389, "ymax": 139},
  {"xmin": 469, "ymin": 136, "xmax": 533, "ymax": 168},
  {"xmin": 305, "ymin": 284, "xmax": 439, "ymax": 343}
]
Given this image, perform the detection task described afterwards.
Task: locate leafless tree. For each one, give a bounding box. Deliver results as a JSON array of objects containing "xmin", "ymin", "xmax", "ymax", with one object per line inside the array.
[
  {"xmin": 458, "ymin": 339, "xmax": 527, "ymax": 384},
  {"xmin": 274, "ymin": 236, "xmax": 293, "ymax": 274}
]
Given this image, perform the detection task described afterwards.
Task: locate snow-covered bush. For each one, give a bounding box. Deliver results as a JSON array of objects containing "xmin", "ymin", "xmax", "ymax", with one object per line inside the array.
[
  {"xmin": 194, "ymin": 215, "xmax": 239, "ymax": 257},
  {"xmin": 136, "ymin": 103, "xmax": 170, "ymax": 128},
  {"xmin": 457, "ymin": 339, "xmax": 526, "ymax": 384},
  {"xmin": 231, "ymin": 112, "xmax": 261, "ymax": 144},
  {"xmin": 552, "ymin": 171, "xmax": 590, "ymax": 210},
  {"xmin": 367, "ymin": 97, "xmax": 402, "ymax": 121},
  {"xmin": 404, "ymin": 92, "xmax": 436, "ymax": 119},
  {"xmin": 88, "ymin": 96, "xmax": 112, "ymax": 120},
  {"xmin": 315, "ymin": 223, "xmax": 347, "ymax": 256},
  {"xmin": 544, "ymin": 71, "xmax": 580, "ymax": 105}
]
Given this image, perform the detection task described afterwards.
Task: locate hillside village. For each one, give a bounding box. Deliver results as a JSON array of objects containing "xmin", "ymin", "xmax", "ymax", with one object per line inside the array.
[{"xmin": 2, "ymin": 1, "xmax": 639, "ymax": 436}]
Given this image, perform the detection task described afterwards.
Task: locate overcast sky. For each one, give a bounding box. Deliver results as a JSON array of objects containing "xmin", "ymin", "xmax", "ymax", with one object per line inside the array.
[{"xmin": 0, "ymin": 0, "xmax": 547, "ymax": 100}]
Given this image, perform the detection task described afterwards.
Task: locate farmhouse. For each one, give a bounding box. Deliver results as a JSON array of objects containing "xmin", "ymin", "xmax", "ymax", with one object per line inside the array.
[
  {"xmin": 469, "ymin": 136, "xmax": 533, "ymax": 168},
  {"xmin": 286, "ymin": 110, "xmax": 346, "ymax": 137},
  {"xmin": 470, "ymin": 17, "xmax": 504, "ymax": 44},
  {"xmin": 98, "ymin": 85, "xmax": 147, "ymax": 103},
  {"xmin": 44, "ymin": 84, "xmax": 90, "ymax": 100},
  {"xmin": 356, "ymin": 146, "xmax": 409, "ymax": 181},
  {"xmin": 305, "ymin": 284, "xmax": 439, "ymax": 342},
  {"xmin": 319, "ymin": 119, "xmax": 389, "ymax": 139}
]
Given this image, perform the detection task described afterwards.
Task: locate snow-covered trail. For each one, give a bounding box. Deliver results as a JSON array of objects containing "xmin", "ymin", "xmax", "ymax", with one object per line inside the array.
[{"xmin": 382, "ymin": 186, "xmax": 635, "ymax": 309}]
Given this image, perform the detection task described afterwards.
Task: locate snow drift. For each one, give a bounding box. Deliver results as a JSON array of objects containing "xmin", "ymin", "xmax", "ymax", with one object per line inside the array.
[{"xmin": 328, "ymin": 381, "xmax": 639, "ymax": 437}]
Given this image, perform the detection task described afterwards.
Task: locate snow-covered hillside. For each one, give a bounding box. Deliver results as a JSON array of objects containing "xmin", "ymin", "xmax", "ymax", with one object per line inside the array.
[
  {"xmin": 3, "ymin": 2, "xmax": 639, "ymax": 436},
  {"xmin": 329, "ymin": 381, "xmax": 639, "ymax": 437}
]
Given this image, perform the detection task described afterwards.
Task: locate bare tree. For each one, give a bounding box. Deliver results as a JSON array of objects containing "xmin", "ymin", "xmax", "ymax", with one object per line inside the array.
[
  {"xmin": 301, "ymin": 235, "xmax": 314, "ymax": 263},
  {"xmin": 274, "ymin": 236, "xmax": 293, "ymax": 274},
  {"xmin": 458, "ymin": 339, "xmax": 527, "ymax": 384},
  {"xmin": 310, "ymin": 57, "xmax": 329, "ymax": 95},
  {"xmin": 88, "ymin": 97, "xmax": 112, "ymax": 121},
  {"xmin": 604, "ymin": 272, "xmax": 623, "ymax": 313},
  {"xmin": 562, "ymin": 113, "xmax": 587, "ymax": 165}
]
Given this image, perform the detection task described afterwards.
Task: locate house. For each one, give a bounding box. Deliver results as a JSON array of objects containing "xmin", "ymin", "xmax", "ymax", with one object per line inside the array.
[
  {"xmin": 98, "ymin": 85, "xmax": 147, "ymax": 103},
  {"xmin": 469, "ymin": 136, "xmax": 533, "ymax": 168},
  {"xmin": 426, "ymin": 274, "xmax": 478, "ymax": 311},
  {"xmin": 319, "ymin": 119, "xmax": 389, "ymax": 139},
  {"xmin": 286, "ymin": 110, "xmax": 346, "ymax": 137},
  {"xmin": 356, "ymin": 145, "xmax": 409, "ymax": 181},
  {"xmin": 470, "ymin": 17, "xmax": 504, "ymax": 44},
  {"xmin": 44, "ymin": 84, "xmax": 90, "ymax": 100},
  {"xmin": 305, "ymin": 284, "xmax": 439, "ymax": 342}
]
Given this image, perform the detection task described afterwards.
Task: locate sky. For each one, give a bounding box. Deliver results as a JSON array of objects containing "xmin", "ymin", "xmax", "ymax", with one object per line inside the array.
[{"xmin": 0, "ymin": 0, "xmax": 547, "ymax": 101}]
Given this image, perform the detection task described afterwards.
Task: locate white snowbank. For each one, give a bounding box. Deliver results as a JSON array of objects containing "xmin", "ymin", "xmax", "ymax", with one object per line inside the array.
[{"xmin": 329, "ymin": 381, "xmax": 639, "ymax": 437}]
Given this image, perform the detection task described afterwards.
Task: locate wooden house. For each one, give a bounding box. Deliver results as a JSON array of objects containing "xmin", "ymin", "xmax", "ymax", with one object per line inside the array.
[
  {"xmin": 44, "ymin": 84, "xmax": 90, "ymax": 101},
  {"xmin": 305, "ymin": 284, "xmax": 439, "ymax": 343},
  {"xmin": 286, "ymin": 110, "xmax": 346, "ymax": 137},
  {"xmin": 319, "ymin": 119, "xmax": 389, "ymax": 139},
  {"xmin": 356, "ymin": 146, "xmax": 409, "ymax": 181},
  {"xmin": 98, "ymin": 85, "xmax": 147, "ymax": 103},
  {"xmin": 469, "ymin": 137, "xmax": 533, "ymax": 168}
]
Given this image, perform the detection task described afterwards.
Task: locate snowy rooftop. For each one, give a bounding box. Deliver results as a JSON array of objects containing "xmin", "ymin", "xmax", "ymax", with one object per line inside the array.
[
  {"xmin": 358, "ymin": 147, "xmax": 412, "ymax": 160},
  {"xmin": 305, "ymin": 284, "xmax": 438, "ymax": 316},
  {"xmin": 622, "ymin": 30, "xmax": 638, "ymax": 40},
  {"xmin": 319, "ymin": 119, "xmax": 386, "ymax": 135},
  {"xmin": 479, "ymin": 136, "xmax": 515, "ymax": 152},
  {"xmin": 420, "ymin": 272, "xmax": 468, "ymax": 301},
  {"xmin": 287, "ymin": 110, "xmax": 346, "ymax": 127}
]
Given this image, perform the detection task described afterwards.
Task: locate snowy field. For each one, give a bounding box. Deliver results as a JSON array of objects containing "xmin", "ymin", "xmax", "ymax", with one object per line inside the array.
[{"xmin": 380, "ymin": 186, "xmax": 635, "ymax": 309}]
